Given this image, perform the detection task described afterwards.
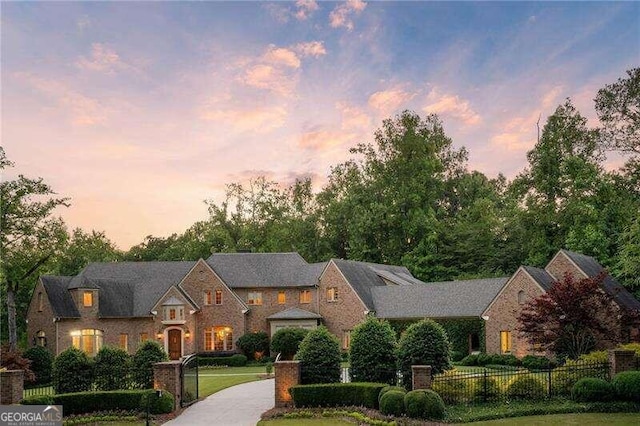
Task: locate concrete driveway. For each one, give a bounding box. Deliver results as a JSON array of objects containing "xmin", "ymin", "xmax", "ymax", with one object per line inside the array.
[{"xmin": 163, "ymin": 378, "xmax": 274, "ymax": 426}]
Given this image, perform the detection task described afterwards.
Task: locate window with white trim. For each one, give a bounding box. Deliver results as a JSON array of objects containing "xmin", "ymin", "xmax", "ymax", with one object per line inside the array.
[
  {"xmin": 327, "ymin": 287, "xmax": 338, "ymax": 302},
  {"xmin": 204, "ymin": 326, "xmax": 234, "ymax": 351},
  {"xmin": 71, "ymin": 329, "xmax": 103, "ymax": 355},
  {"xmin": 248, "ymin": 292, "xmax": 262, "ymax": 305}
]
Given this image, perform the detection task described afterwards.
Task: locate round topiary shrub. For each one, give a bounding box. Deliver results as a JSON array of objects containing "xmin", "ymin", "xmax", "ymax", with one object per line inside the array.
[
  {"xmin": 404, "ymin": 389, "xmax": 445, "ymax": 420},
  {"xmin": 571, "ymin": 377, "xmax": 614, "ymax": 402},
  {"xmin": 472, "ymin": 376, "xmax": 501, "ymax": 402},
  {"xmin": 95, "ymin": 346, "xmax": 131, "ymax": 390},
  {"xmin": 296, "ymin": 326, "xmax": 341, "ymax": 384},
  {"xmin": 237, "ymin": 331, "xmax": 270, "ymax": 360},
  {"xmin": 397, "ymin": 319, "xmax": 451, "ymax": 389},
  {"xmin": 140, "ymin": 390, "xmax": 175, "ymax": 414},
  {"xmin": 52, "ymin": 347, "xmax": 94, "ymax": 394},
  {"xmin": 506, "ymin": 375, "xmax": 545, "ymax": 400},
  {"xmin": 23, "ymin": 346, "xmax": 53, "ymax": 385},
  {"xmin": 521, "ymin": 355, "xmax": 553, "ymax": 370},
  {"xmin": 132, "ymin": 340, "xmax": 168, "ymax": 389},
  {"xmin": 378, "ymin": 385, "xmax": 406, "ymax": 404},
  {"xmin": 612, "ymin": 371, "xmax": 640, "ymax": 402},
  {"xmin": 270, "ymin": 328, "xmax": 308, "ymax": 360},
  {"xmin": 349, "ymin": 317, "xmax": 397, "ymax": 385},
  {"xmin": 379, "ymin": 390, "xmax": 405, "ymax": 417}
]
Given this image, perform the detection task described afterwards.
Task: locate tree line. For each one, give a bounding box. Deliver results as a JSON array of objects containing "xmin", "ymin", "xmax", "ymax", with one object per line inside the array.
[{"xmin": 2, "ymin": 68, "xmax": 639, "ymax": 351}]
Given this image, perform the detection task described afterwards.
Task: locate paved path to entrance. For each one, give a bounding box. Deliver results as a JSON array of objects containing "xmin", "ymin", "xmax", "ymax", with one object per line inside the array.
[{"xmin": 163, "ymin": 378, "xmax": 274, "ymax": 426}]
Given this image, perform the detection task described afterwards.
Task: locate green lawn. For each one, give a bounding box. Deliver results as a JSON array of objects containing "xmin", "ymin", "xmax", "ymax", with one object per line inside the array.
[
  {"xmin": 258, "ymin": 419, "xmax": 353, "ymax": 426},
  {"xmin": 467, "ymin": 413, "xmax": 640, "ymax": 425},
  {"xmin": 198, "ymin": 365, "xmax": 270, "ymax": 398}
]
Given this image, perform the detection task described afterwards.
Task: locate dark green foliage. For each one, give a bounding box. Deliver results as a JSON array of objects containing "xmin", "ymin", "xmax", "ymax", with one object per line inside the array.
[
  {"xmin": 141, "ymin": 390, "xmax": 175, "ymax": 414},
  {"xmin": 297, "ymin": 326, "xmax": 341, "ymax": 384},
  {"xmin": 290, "ymin": 382, "xmax": 386, "ymax": 408},
  {"xmin": 21, "ymin": 395, "xmax": 54, "ymax": 405},
  {"xmin": 473, "ymin": 376, "xmax": 501, "ymax": 403},
  {"xmin": 522, "ymin": 355, "xmax": 554, "ymax": 370},
  {"xmin": 460, "ymin": 353, "xmax": 523, "ymax": 367},
  {"xmin": 94, "ymin": 346, "xmax": 131, "ymax": 390},
  {"xmin": 23, "ymin": 346, "xmax": 53, "ymax": 385},
  {"xmin": 396, "ymin": 319, "xmax": 451, "ymax": 389},
  {"xmin": 270, "ymin": 328, "xmax": 308, "ymax": 360},
  {"xmin": 349, "ymin": 317, "xmax": 397, "ymax": 385},
  {"xmin": 237, "ymin": 332, "xmax": 270, "ymax": 360},
  {"xmin": 613, "ymin": 371, "xmax": 640, "ymax": 402},
  {"xmin": 197, "ymin": 354, "xmax": 247, "ymax": 367},
  {"xmin": 44, "ymin": 390, "xmax": 172, "ymax": 415},
  {"xmin": 507, "ymin": 375, "xmax": 546, "ymax": 400},
  {"xmin": 437, "ymin": 318, "xmax": 485, "ymax": 356},
  {"xmin": 379, "ymin": 390, "xmax": 405, "ymax": 417},
  {"xmin": 52, "ymin": 347, "xmax": 94, "ymax": 394},
  {"xmin": 378, "ymin": 385, "xmax": 406, "ymax": 404},
  {"xmin": 404, "ymin": 390, "xmax": 445, "ymax": 420},
  {"xmin": 571, "ymin": 378, "xmax": 614, "ymax": 402},
  {"xmin": 450, "ymin": 351, "xmax": 464, "ymax": 362},
  {"xmin": 131, "ymin": 340, "xmax": 168, "ymax": 389}
]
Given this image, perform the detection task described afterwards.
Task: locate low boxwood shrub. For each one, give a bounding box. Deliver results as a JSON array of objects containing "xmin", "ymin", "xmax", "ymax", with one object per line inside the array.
[
  {"xmin": 507, "ymin": 375, "xmax": 545, "ymax": 400},
  {"xmin": 404, "ymin": 389, "xmax": 445, "ymax": 420},
  {"xmin": 21, "ymin": 395, "xmax": 55, "ymax": 405},
  {"xmin": 450, "ymin": 351, "xmax": 464, "ymax": 362},
  {"xmin": 432, "ymin": 371, "xmax": 475, "ymax": 404},
  {"xmin": 379, "ymin": 390, "xmax": 405, "ymax": 417},
  {"xmin": 52, "ymin": 347, "xmax": 94, "ymax": 394},
  {"xmin": 290, "ymin": 382, "xmax": 386, "ymax": 409},
  {"xmin": 522, "ymin": 355, "xmax": 553, "ymax": 370},
  {"xmin": 472, "ymin": 376, "xmax": 501, "ymax": 402},
  {"xmin": 460, "ymin": 354, "xmax": 479, "ymax": 366},
  {"xmin": 613, "ymin": 371, "xmax": 640, "ymax": 402},
  {"xmin": 571, "ymin": 377, "xmax": 614, "ymax": 402},
  {"xmin": 197, "ymin": 354, "xmax": 247, "ymax": 367},
  {"xmin": 23, "ymin": 346, "xmax": 53, "ymax": 385},
  {"xmin": 378, "ymin": 385, "xmax": 406, "ymax": 404},
  {"xmin": 45, "ymin": 390, "xmax": 173, "ymax": 415}
]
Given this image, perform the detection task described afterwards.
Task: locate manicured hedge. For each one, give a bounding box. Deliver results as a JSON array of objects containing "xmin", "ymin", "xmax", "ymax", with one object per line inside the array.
[
  {"xmin": 378, "ymin": 385, "xmax": 406, "ymax": 404},
  {"xmin": 197, "ymin": 354, "xmax": 247, "ymax": 367},
  {"xmin": 613, "ymin": 371, "xmax": 640, "ymax": 402},
  {"xmin": 571, "ymin": 378, "xmax": 614, "ymax": 402},
  {"xmin": 290, "ymin": 382, "xmax": 387, "ymax": 409},
  {"xmin": 404, "ymin": 389, "xmax": 445, "ymax": 420},
  {"xmin": 379, "ymin": 390, "xmax": 405, "ymax": 416},
  {"xmin": 22, "ymin": 390, "xmax": 174, "ymax": 415}
]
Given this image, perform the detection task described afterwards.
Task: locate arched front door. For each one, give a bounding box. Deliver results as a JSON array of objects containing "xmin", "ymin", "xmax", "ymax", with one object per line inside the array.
[{"xmin": 168, "ymin": 329, "xmax": 182, "ymax": 360}]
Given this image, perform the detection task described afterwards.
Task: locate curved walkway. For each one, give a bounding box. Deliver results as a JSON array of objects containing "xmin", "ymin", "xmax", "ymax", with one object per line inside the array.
[{"xmin": 163, "ymin": 378, "xmax": 274, "ymax": 426}]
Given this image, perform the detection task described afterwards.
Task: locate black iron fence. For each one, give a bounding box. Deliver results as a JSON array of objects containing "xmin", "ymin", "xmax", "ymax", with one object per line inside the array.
[
  {"xmin": 432, "ymin": 361, "xmax": 610, "ymax": 405},
  {"xmin": 181, "ymin": 354, "xmax": 199, "ymax": 407}
]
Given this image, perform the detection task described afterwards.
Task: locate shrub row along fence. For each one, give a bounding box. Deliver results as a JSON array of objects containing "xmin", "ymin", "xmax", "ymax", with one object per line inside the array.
[
  {"xmin": 23, "ymin": 383, "xmax": 55, "ymax": 398},
  {"xmin": 432, "ymin": 361, "xmax": 610, "ymax": 404}
]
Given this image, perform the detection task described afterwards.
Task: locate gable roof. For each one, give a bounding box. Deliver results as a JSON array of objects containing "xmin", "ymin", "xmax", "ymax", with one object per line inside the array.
[
  {"xmin": 559, "ymin": 250, "xmax": 640, "ymax": 311},
  {"xmin": 372, "ymin": 277, "xmax": 508, "ymax": 319},
  {"xmin": 41, "ymin": 276, "xmax": 80, "ymax": 318},
  {"xmin": 206, "ymin": 253, "xmax": 321, "ymax": 288},
  {"xmin": 267, "ymin": 307, "xmax": 322, "ymax": 320},
  {"xmin": 522, "ymin": 266, "xmax": 555, "ymax": 291},
  {"xmin": 330, "ymin": 259, "xmax": 415, "ymax": 311}
]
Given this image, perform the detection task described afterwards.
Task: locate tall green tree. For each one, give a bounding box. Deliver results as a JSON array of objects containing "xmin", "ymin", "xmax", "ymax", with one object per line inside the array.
[
  {"xmin": 616, "ymin": 216, "xmax": 640, "ymax": 298},
  {"xmin": 0, "ymin": 148, "xmax": 68, "ymax": 350},
  {"xmin": 54, "ymin": 228, "xmax": 121, "ymax": 275}
]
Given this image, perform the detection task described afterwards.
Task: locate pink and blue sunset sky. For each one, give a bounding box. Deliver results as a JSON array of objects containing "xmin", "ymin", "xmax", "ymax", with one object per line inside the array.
[{"xmin": 2, "ymin": 1, "xmax": 639, "ymax": 249}]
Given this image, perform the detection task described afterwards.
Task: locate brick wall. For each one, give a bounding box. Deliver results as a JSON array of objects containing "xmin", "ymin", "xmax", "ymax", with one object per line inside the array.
[
  {"xmin": 0, "ymin": 370, "xmax": 24, "ymax": 404},
  {"xmin": 545, "ymin": 251, "xmax": 587, "ymax": 281},
  {"xmin": 484, "ymin": 268, "xmax": 545, "ymax": 356},
  {"xmin": 412, "ymin": 365, "xmax": 432, "ymax": 390},
  {"xmin": 153, "ymin": 361, "xmax": 181, "ymax": 411},
  {"xmin": 26, "ymin": 280, "xmax": 57, "ymax": 356},
  {"xmin": 274, "ymin": 361, "xmax": 300, "ymax": 407},
  {"xmin": 318, "ymin": 262, "xmax": 368, "ymax": 347}
]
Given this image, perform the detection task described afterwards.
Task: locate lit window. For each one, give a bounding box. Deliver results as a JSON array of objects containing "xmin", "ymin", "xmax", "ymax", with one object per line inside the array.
[
  {"xmin": 37, "ymin": 292, "xmax": 43, "ymax": 312},
  {"xmin": 300, "ymin": 290, "xmax": 311, "ymax": 304},
  {"xmin": 500, "ymin": 331, "xmax": 512, "ymax": 354},
  {"xmin": 248, "ymin": 292, "xmax": 262, "ymax": 305},
  {"xmin": 163, "ymin": 306, "xmax": 185, "ymax": 322},
  {"xmin": 83, "ymin": 291, "xmax": 93, "ymax": 307},
  {"xmin": 517, "ymin": 290, "xmax": 526, "ymax": 304},
  {"xmin": 278, "ymin": 291, "xmax": 286, "ymax": 304},
  {"xmin": 343, "ymin": 330, "xmax": 351, "ymax": 349},
  {"xmin": 119, "ymin": 333, "xmax": 128, "ymax": 351},
  {"xmin": 169, "ymin": 308, "xmax": 176, "ymax": 320},
  {"xmin": 215, "ymin": 290, "xmax": 223, "ymax": 305},
  {"xmin": 204, "ymin": 326, "xmax": 233, "ymax": 351},
  {"xmin": 71, "ymin": 329, "xmax": 103, "ymax": 355},
  {"xmin": 327, "ymin": 287, "xmax": 339, "ymax": 302},
  {"xmin": 139, "ymin": 332, "xmax": 148, "ymax": 343},
  {"xmin": 204, "ymin": 290, "xmax": 212, "ymax": 305}
]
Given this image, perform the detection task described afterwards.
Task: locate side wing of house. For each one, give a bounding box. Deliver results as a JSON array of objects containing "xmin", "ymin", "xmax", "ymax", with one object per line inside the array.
[
  {"xmin": 482, "ymin": 267, "xmax": 550, "ymax": 356},
  {"xmin": 26, "ymin": 277, "xmax": 70, "ymax": 354}
]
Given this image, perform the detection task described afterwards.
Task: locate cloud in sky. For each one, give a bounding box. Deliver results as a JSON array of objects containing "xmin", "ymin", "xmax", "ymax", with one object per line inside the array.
[
  {"xmin": 2, "ymin": 1, "xmax": 637, "ymax": 248},
  {"xmin": 329, "ymin": 0, "xmax": 367, "ymax": 30}
]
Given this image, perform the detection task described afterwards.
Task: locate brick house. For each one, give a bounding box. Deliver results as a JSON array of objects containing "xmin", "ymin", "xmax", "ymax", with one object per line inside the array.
[{"xmin": 27, "ymin": 250, "xmax": 639, "ymax": 359}]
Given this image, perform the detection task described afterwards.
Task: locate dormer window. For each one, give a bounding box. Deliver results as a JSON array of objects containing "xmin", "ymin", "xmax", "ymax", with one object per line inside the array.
[
  {"xmin": 161, "ymin": 296, "xmax": 186, "ymax": 324},
  {"xmin": 83, "ymin": 291, "xmax": 93, "ymax": 307}
]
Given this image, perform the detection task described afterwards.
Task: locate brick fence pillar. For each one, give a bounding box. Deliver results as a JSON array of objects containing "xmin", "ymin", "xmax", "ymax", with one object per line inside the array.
[
  {"xmin": 153, "ymin": 361, "xmax": 182, "ymax": 411},
  {"xmin": 274, "ymin": 361, "xmax": 300, "ymax": 407},
  {"xmin": 412, "ymin": 365, "xmax": 432, "ymax": 390},
  {"xmin": 608, "ymin": 349, "xmax": 636, "ymax": 377},
  {"xmin": 0, "ymin": 370, "xmax": 24, "ymax": 404}
]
